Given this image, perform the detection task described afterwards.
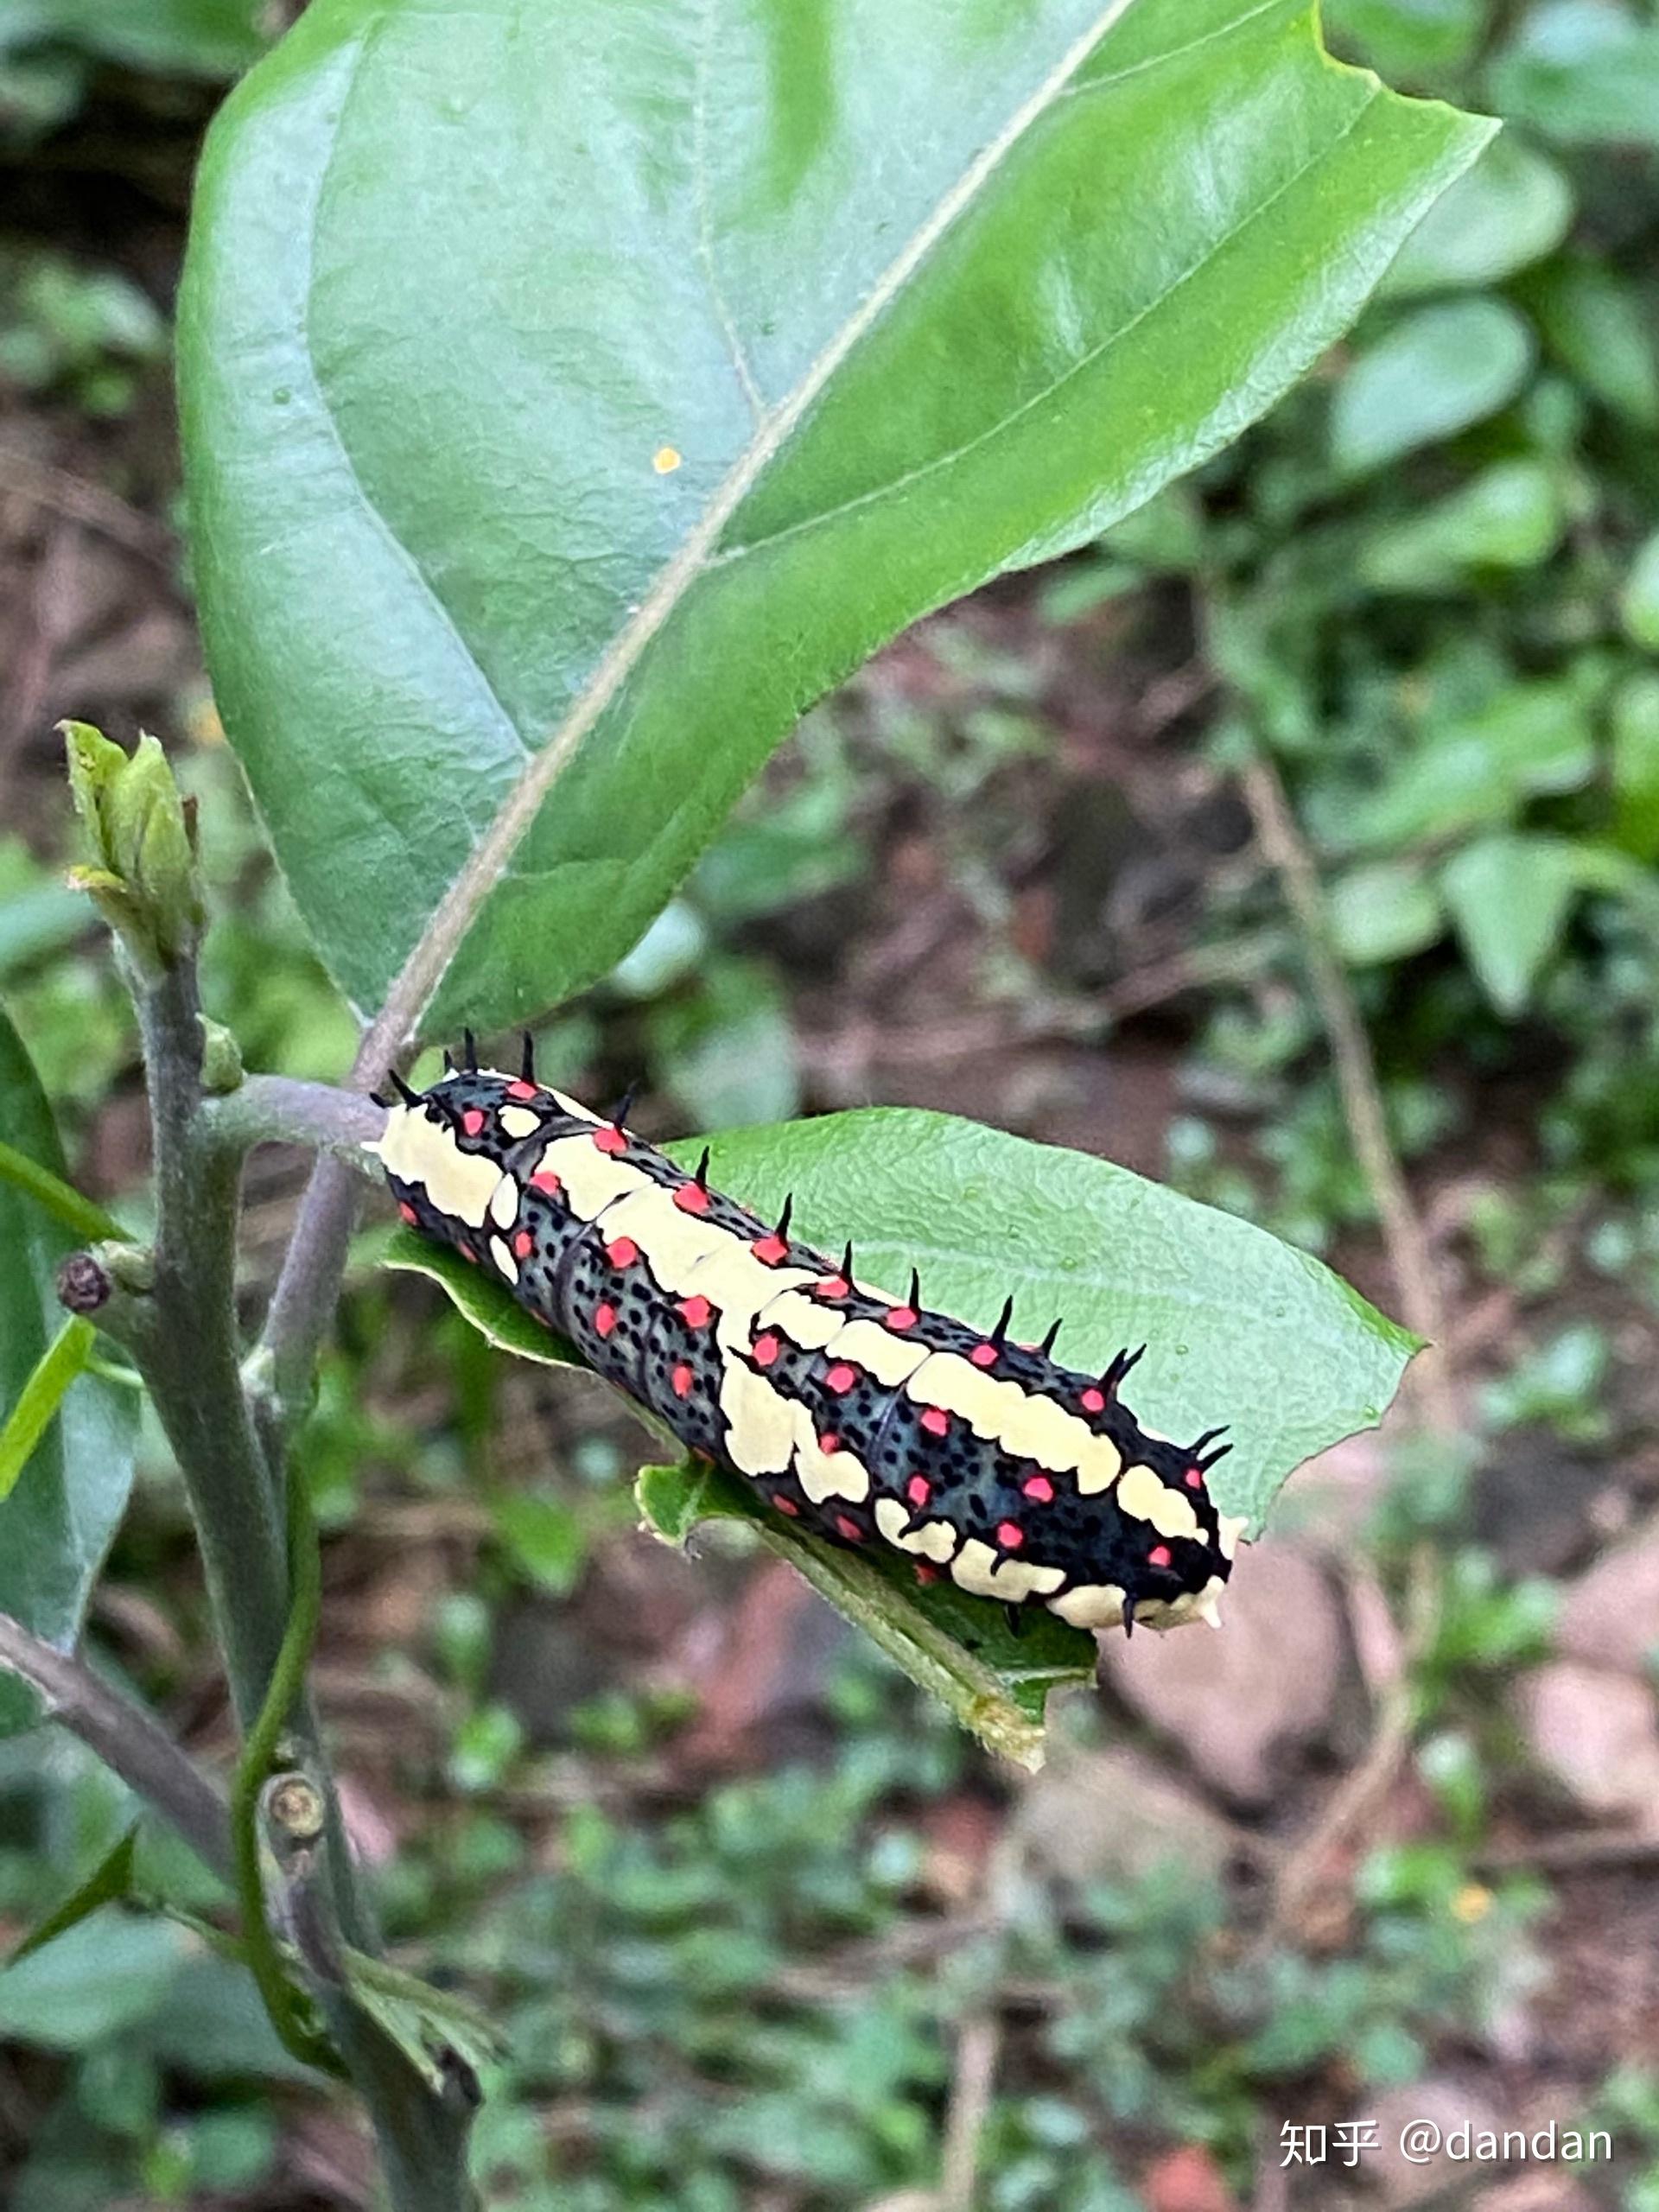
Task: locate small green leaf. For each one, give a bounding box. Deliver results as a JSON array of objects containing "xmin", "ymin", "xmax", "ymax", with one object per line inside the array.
[
  {"xmin": 1487, "ymin": 0, "xmax": 1659, "ymax": 149},
  {"xmin": 0, "ymin": 1008, "xmax": 138, "ymax": 1736},
  {"xmin": 486, "ymin": 1491, "xmax": 585, "ymax": 1595},
  {"xmin": 1383, "ymin": 136, "xmax": 1573, "ymax": 296},
  {"xmin": 338, "ymin": 1948, "xmax": 509, "ymax": 2094},
  {"xmin": 0, "ymin": 1908, "xmax": 186, "ymax": 2050},
  {"xmin": 1327, "ymin": 860, "xmax": 1446, "ymax": 967},
  {"xmin": 1332, "ymin": 300, "xmax": 1535, "ymax": 474},
  {"xmin": 385, "ymin": 1229, "xmax": 582, "ymax": 1370},
  {"xmin": 1611, "ymin": 674, "xmax": 1659, "ymax": 859},
  {"xmin": 1440, "ymin": 834, "xmax": 1580, "ymax": 1014},
  {"xmin": 1619, "ymin": 528, "xmax": 1659, "ymax": 653},
  {"xmin": 0, "ymin": 1313, "xmax": 96, "ymax": 1502},
  {"xmin": 1516, "ymin": 256, "xmax": 1659, "ymax": 429},
  {"xmin": 61, "ymin": 723, "xmax": 203, "ymax": 976},
  {"xmin": 1357, "ymin": 461, "xmax": 1563, "ymax": 589},
  {"xmin": 8, "ymin": 1826, "xmax": 139, "ymax": 1967}
]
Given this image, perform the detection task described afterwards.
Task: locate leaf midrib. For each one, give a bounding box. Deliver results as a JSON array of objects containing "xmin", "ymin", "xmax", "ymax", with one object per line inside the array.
[{"xmin": 346, "ymin": 0, "xmax": 1143, "ymax": 1072}]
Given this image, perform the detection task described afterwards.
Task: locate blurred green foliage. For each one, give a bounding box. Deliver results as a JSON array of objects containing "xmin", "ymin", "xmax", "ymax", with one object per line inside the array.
[{"xmin": 3, "ymin": 0, "xmax": 1658, "ymax": 2203}]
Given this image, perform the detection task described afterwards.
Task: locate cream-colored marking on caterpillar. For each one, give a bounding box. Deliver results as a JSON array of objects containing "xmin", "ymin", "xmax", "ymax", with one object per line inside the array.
[
  {"xmin": 901, "ymin": 1351, "xmax": 1122, "ymax": 1491},
  {"xmin": 874, "ymin": 1497, "xmax": 961, "ymax": 1562},
  {"xmin": 821, "ymin": 1317, "xmax": 932, "ymax": 1388},
  {"xmin": 756, "ymin": 1288, "xmax": 844, "ymax": 1354},
  {"xmin": 489, "ymin": 1177, "xmax": 521, "ymax": 1230},
  {"xmin": 1114, "ymin": 1462, "xmax": 1201, "ymax": 1541},
  {"xmin": 789, "ymin": 1401, "xmax": 872, "ymax": 1505},
  {"xmin": 490, "ymin": 1236, "xmax": 519, "ymax": 1285},
  {"xmin": 719, "ymin": 1357, "xmax": 798, "ymax": 1477},
  {"xmin": 371, "ymin": 1106, "xmax": 505, "ymax": 1230},
  {"xmin": 499, "ymin": 1104, "xmax": 541, "ymax": 1141},
  {"xmin": 1048, "ymin": 1582, "xmax": 1126, "ymax": 1630},
  {"xmin": 549, "ymin": 1088, "xmax": 601, "ymax": 1124},
  {"xmin": 950, "ymin": 1537, "xmax": 1065, "ymax": 1605},
  {"xmin": 1217, "ymin": 1513, "xmax": 1248, "ymax": 1560}
]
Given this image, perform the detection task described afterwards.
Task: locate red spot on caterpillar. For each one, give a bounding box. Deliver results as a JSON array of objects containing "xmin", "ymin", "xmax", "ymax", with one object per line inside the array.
[
  {"xmin": 823, "ymin": 1362, "xmax": 856, "ymax": 1394},
  {"xmin": 969, "ymin": 1342, "xmax": 998, "ymax": 1368},
  {"xmin": 1080, "ymin": 1387, "xmax": 1106, "ymax": 1414},
  {"xmin": 773, "ymin": 1494, "xmax": 799, "ymax": 1516},
  {"xmin": 914, "ymin": 1563, "xmax": 939, "ymax": 1584},
  {"xmin": 594, "ymin": 1302, "xmax": 617, "ymax": 1338},
  {"xmin": 886, "ymin": 1306, "xmax": 918, "ymax": 1332},
  {"xmin": 752, "ymin": 1232, "xmax": 788, "ymax": 1265},
  {"xmin": 397, "ymin": 1201, "xmax": 417, "ymax": 1224},
  {"xmin": 819, "ymin": 1432, "xmax": 842, "ymax": 1454},
  {"xmin": 593, "ymin": 1124, "xmax": 628, "ymax": 1154},
  {"xmin": 671, "ymin": 1363, "xmax": 694, "ymax": 1399},
  {"xmin": 906, "ymin": 1474, "xmax": 931, "ymax": 1509},
  {"xmin": 1148, "ymin": 1543, "xmax": 1173, "ymax": 1568},
  {"xmin": 673, "ymin": 1181, "xmax": 710, "ymax": 1215},
  {"xmin": 919, "ymin": 1407, "xmax": 949, "ymax": 1437},
  {"xmin": 835, "ymin": 1514, "xmax": 862, "ymax": 1541},
  {"xmin": 1185, "ymin": 1466, "xmax": 1203, "ymax": 1488},
  {"xmin": 678, "ymin": 1295, "xmax": 713, "ymax": 1328},
  {"xmin": 459, "ymin": 1243, "xmax": 479, "ymax": 1265},
  {"xmin": 506, "ymin": 1079, "xmax": 538, "ymax": 1101},
  {"xmin": 529, "ymin": 1170, "xmax": 562, "ymax": 1196},
  {"xmin": 1022, "ymin": 1473, "xmax": 1055, "ymax": 1503},
  {"xmin": 995, "ymin": 1520, "xmax": 1025, "ymax": 1549},
  {"xmin": 606, "ymin": 1236, "xmax": 639, "ymax": 1268},
  {"xmin": 752, "ymin": 1332, "xmax": 780, "ymax": 1367},
  {"xmin": 513, "ymin": 1230, "xmax": 534, "ymax": 1259},
  {"xmin": 461, "ymin": 1109, "xmax": 486, "ymax": 1136},
  {"xmin": 816, "ymin": 1274, "xmax": 850, "ymax": 1300}
]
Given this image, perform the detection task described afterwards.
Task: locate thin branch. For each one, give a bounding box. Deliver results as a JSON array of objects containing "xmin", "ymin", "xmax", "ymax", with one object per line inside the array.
[
  {"xmin": 0, "ymin": 444, "xmax": 176, "ymax": 568},
  {"xmin": 1238, "ymin": 744, "xmax": 1456, "ymax": 1949},
  {"xmin": 1236, "ymin": 749, "xmax": 1453, "ymax": 1413},
  {"xmin": 0, "ymin": 1611, "xmax": 232, "ymax": 1881},
  {"xmin": 202, "ymin": 1074, "xmax": 386, "ymax": 1169}
]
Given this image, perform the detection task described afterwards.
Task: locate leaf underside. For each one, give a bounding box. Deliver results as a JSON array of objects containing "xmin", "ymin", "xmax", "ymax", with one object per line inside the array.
[{"xmin": 181, "ymin": 0, "xmax": 1492, "ymax": 1036}]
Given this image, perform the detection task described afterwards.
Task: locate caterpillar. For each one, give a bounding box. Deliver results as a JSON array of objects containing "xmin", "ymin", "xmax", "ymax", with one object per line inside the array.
[{"xmin": 370, "ymin": 1039, "xmax": 1244, "ymax": 1637}]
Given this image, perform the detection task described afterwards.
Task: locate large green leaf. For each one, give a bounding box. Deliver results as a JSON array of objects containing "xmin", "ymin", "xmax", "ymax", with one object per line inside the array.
[
  {"xmin": 386, "ymin": 1109, "xmax": 1415, "ymax": 1759},
  {"xmin": 0, "ymin": 1009, "xmax": 138, "ymax": 1735},
  {"xmin": 0, "ymin": 0, "xmax": 267, "ymax": 77},
  {"xmin": 180, "ymin": 0, "xmax": 1491, "ymax": 1036}
]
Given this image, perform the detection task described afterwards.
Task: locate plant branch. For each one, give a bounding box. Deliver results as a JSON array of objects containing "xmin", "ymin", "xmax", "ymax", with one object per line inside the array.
[
  {"xmin": 202, "ymin": 1075, "xmax": 386, "ymax": 1167},
  {"xmin": 0, "ymin": 1611, "xmax": 232, "ymax": 1881},
  {"xmin": 1237, "ymin": 743, "xmax": 1456, "ymax": 1948}
]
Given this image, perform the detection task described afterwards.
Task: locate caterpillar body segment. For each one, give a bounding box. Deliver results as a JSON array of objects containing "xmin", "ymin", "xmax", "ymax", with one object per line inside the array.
[{"xmin": 372, "ymin": 1065, "xmax": 1243, "ymax": 1635}]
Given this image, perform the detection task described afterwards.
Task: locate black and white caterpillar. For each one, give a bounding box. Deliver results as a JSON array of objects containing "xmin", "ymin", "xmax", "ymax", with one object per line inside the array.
[{"xmin": 371, "ymin": 1041, "xmax": 1244, "ymax": 1636}]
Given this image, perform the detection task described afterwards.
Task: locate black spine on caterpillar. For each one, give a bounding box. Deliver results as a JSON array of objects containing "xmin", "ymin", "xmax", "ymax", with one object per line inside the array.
[{"xmin": 371, "ymin": 1058, "xmax": 1244, "ymax": 1635}]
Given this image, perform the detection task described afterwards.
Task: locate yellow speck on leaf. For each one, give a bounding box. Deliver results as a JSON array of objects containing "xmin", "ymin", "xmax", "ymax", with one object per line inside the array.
[
  {"xmin": 1452, "ymin": 1882, "xmax": 1491, "ymax": 1924},
  {"xmin": 652, "ymin": 446, "xmax": 683, "ymax": 475}
]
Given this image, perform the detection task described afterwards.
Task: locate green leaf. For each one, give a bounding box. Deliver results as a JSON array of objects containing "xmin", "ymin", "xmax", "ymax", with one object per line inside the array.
[
  {"xmin": 180, "ymin": 0, "xmax": 1492, "ymax": 1037},
  {"xmin": 1619, "ymin": 528, "xmax": 1659, "ymax": 654},
  {"xmin": 0, "ymin": 1313, "xmax": 96, "ymax": 1501},
  {"xmin": 385, "ymin": 1229, "xmax": 582, "ymax": 1370},
  {"xmin": 1516, "ymin": 257, "xmax": 1659, "ymax": 429},
  {"xmin": 1440, "ymin": 833, "xmax": 1580, "ymax": 1015},
  {"xmin": 1332, "ymin": 299, "xmax": 1535, "ymax": 474},
  {"xmin": 1327, "ymin": 858, "xmax": 1446, "ymax": 966},
  {"xmin": 388, "ymin": 1110, "xmax": 1414, "ymax": 1759},
  {"xmin": 0, "ymin": 1907, "xmax": 185, "ymax": 2050},
  {"xmin": 0, "ymin": 0, "xmax": 269, "ymax": 77},
  {"xmin": 336, "ymin": 1949, "xmax": 509, "ymax": 2096},
  {"xmin": 1336, "ymin": 678, "xmax": 1597, "ymax": 853},
  {"xmin": 1487, "ymin": 0, "xmax": 1659, "ymax": 149},
  {"xmin": 1611, "ymin": 674, "xmax": 1659, "ymax": 860},
  {"xmin": 7, "ymin": 1825, "xmax": 138, "ymax": 1967},
  {"xmin": 1357, "ymin": 461, "xmax": 1564, "ymax": 589},
  {"xmin": 0, "ymin": 1008, "xmax": 138, "ymax": 1735},
  {"xmin": 637, "ymin": 1458, "xmax": 1096, "ymax": 1770},
  {"xmin": 1325, "ymin": 0, "xmax": 1484, "ymax": 79},
  {"xmin": 1382, "ymin": 136, "xmax": 1574, "ymax": 296}
]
